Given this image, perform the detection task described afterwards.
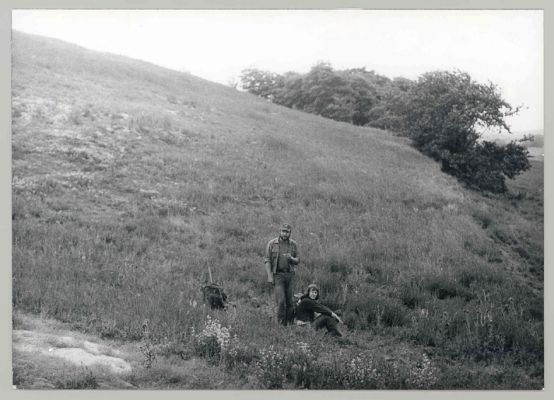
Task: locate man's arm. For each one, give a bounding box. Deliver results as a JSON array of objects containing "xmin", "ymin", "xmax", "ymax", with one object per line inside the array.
[{"xmin": 289, "ymin": 241, "xmax": 299, "ymax": 265}]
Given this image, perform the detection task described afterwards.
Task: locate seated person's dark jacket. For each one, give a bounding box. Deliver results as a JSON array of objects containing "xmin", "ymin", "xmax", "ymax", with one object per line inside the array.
[{"xmin": 295, "ymin": 297, "xmax": 333, "ymax": 322}]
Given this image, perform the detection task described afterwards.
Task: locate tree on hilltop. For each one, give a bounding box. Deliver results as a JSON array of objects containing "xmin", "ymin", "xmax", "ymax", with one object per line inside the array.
[
  {"xmin": 239, "ymin": 68, "xmax": 284, "ymax": 101},
  {"xmin": 364, "ymin": 77, "xmax": 414, "ymax": 131},
  {"xmin": 240, "ymin": 63, "xmax": 380, "ymax": 125},
  {"xmin": 400, "ymin": 70, "xmax": 530, "ymax": 193}
]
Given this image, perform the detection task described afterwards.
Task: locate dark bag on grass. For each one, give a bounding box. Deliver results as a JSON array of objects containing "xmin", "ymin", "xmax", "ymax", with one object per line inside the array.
[{"xmin": 202, "ymin": 283, "xmax": 227, "ymax": 310}]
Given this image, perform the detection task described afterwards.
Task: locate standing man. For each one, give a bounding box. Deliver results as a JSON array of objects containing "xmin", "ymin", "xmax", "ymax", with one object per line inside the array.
[{"xmin": 264, "ymin": 223, "xmax": 299, "ymax": 326}]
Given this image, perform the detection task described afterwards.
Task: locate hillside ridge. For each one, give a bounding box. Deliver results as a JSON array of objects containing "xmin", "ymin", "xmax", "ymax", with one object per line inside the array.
[{"xmin": 11, "ymin": 31, "xmax": 543, "ymax": 390}]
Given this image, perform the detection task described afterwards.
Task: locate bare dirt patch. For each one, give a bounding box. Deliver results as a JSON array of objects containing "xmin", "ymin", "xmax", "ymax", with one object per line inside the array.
[
  {"xmin": 12, "ymin": 312, "xmax": 231, "ymax": 389},
  {"xmin": 13, "ymin": 313, "xmax": 134, "ymax": 379}
]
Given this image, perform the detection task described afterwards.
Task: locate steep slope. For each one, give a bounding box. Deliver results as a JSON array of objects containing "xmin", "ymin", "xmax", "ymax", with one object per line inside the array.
[{"xmin": 12, "ymin": 31, "xmax": 543, "ymax": 389}]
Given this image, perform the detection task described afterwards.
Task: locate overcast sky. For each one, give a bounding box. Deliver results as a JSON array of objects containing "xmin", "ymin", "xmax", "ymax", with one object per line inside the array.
[{"xmin": 12, "ymin": 9, "xmax": 543, "ymax": 132}]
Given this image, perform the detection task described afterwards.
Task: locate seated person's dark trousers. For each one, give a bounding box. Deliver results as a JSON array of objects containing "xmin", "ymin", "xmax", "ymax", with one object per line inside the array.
[
  {"xmin": 274, "ymin": 272, "xmax": 294, "ymax": 325},
  {"xmin": 313, "ymin": 314, "xmax": 341, "ymax": 336}
]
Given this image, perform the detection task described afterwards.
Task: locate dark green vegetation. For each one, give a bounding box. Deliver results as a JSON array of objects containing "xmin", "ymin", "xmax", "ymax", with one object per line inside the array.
[
  {"xmin": 240, "ymin": 63, "xmax": 409, "ymax": 127},
  {"xmin": 241, "ymin": 65, "xmax": 531, "ymax": 193},
  {"xmin": 12, "ymin": 32, "xmax": 543, "ymax": 389},
  {"xmin": 402, "ymin": 71, "xmax": 530, "ymax": 193}
]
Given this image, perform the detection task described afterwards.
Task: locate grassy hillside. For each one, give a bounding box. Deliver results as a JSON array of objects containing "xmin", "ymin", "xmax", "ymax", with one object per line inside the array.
[{"xmin": 11, "ymin": 31, "xmax": 543, "ymax": 389}]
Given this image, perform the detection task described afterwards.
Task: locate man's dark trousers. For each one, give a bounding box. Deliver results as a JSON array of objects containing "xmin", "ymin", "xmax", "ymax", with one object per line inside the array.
[{"xmin": 274, "ymin": 272, "xmax": 294, "ymax": 325}]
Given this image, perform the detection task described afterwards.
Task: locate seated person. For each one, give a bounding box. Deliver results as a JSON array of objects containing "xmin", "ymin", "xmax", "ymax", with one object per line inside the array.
[{"xmin": 294, "ymin": 283, "xmax": 343, "ymax": 337}]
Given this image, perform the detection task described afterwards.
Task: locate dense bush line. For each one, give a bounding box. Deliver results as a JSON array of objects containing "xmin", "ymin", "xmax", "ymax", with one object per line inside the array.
[{"xmin": 240, "ymin": 66, "xmax": 530, "ymax": 193}]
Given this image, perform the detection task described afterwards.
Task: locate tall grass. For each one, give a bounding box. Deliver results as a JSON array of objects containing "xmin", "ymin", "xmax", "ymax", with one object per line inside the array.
[{"xmin": 11, "ymin": 31, "xmax": 543, "ymax": 389}]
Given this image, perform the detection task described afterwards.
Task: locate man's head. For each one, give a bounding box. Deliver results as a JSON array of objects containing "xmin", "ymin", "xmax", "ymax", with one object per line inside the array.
[{"xmin": 279, "ymin": 223, "xmax": 292, "ymax": 241}]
